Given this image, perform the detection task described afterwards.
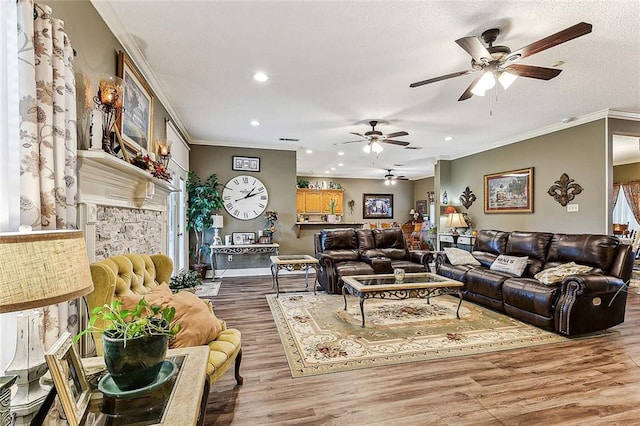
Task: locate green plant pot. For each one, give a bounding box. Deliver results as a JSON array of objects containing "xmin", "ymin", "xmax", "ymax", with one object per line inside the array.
[
  {"xmin": 191, "ymin": 263, "xmax": 207, "ymax": 280},
  {"xmin": 102, "ymin": 332, "xmax": 168, "ymax": 391}
]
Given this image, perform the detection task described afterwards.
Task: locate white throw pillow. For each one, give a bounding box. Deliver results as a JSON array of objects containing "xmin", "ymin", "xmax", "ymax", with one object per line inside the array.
[
  {"xmin": 444, "ymin": 247, "xmax": 480, "ymax": 266},
  {"xmin": 534, "ymin": 262, "xmax": 593, "ymax": 285},
  {"xmin": 490, "ymin": 254, "xmax": 529, "ymax": 276}
]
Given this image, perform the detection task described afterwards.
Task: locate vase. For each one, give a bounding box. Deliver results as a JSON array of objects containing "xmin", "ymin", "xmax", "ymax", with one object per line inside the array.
[{"xmin": 102, "ymin": 332, "xmax": 168, "ymax": 391}]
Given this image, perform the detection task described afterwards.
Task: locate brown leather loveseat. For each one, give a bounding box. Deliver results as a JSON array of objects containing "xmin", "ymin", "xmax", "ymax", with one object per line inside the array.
[
  {"xmin": 436, "ymin": 230, "xmax": 634, "ymax": 336},
  {"xmin": 314, "ymin": 227, "xmax": 432, "ymax": 294}
]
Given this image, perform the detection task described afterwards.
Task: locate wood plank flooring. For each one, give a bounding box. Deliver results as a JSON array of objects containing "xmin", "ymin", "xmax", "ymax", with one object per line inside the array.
[{"xmin": 204, "ymin": 276, "xmax": 640, "ymax": 425}]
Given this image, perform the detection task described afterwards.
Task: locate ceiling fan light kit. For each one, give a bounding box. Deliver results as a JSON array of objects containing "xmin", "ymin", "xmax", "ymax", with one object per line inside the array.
[
  {"xmin": 410, "ymin": 22, "xmax": 593, "ymax": 101},
  {"xmin": 337, "ymin": 120, "xmax": 410, "ymax": 153}
]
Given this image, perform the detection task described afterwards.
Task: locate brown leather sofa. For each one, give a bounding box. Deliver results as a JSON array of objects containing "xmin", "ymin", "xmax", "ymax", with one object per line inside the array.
[
  {"xmin": 314, "ymin": 227, "xmax": 432, "ymax": 294},
  {"xmin": 436, "ymin": 230, "xmax": 634, "ymax": 335}
]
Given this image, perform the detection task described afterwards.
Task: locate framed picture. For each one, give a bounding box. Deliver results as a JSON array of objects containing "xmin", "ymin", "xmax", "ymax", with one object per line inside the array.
[
  {"xmin": 484, "ymin": 167, "xmax": 534, "ymax": 213},
  {"xmin": 416, "ymin": 199, "xmax": 427, "ymax": 215},
  {"xmin": 44, "ymin": 331, "xmax": 91, "ymax": 426},
  {"xmin": 232, "ymin": 232, "xmax": 256, "ymax": 245},
  {"xmin": 117, "ymin": 51, "xmax": 154, "ymax": 154},
  {"xmin": 363, "ymin": 194, "xmax": 394, "ymax": 219},
  {"xmin": 232, "ymin": 156, "xmax": 261, "ymax": 172}
]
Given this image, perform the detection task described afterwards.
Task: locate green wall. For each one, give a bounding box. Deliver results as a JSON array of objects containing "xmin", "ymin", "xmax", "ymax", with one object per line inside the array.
[{"xmin": 437, "ymin": 119, "xmax": 608, "ymax": 234}]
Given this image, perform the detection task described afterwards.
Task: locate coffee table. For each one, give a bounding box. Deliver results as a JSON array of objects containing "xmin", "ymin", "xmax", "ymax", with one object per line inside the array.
[
  {"xmin": 270, "ymin": 254, "xmax": 319, "ymax": 297},
  {"xmin": 341, "ymin": 272, "xmax": 464, "ymax": 327}
]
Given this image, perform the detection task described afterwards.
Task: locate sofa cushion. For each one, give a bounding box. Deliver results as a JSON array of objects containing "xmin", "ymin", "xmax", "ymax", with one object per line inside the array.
[
  {"xmin": 321, "ymin": 229, "xmax": 357, "ymax": 251},
  {"xmin": 473, "ymin": 230, "xmax": 510, "ymax": 255},
  {"xmin": 490, "ymin": 254, "xmax": 529, "ymax": 276},
  {"xmin": 335, "ymin": 261, "xmax": 375, "ymax": 278},
  {"xmin": 323, "ymin": 249, "xmax": 360, "ymax": 262},
  {"xmin": 119, "ymin": 283, "xmax": 222, "ymax": 349},
  {"xmin": 444, "ymin": 247, "xmax": 481, "ymax": 266},
  {"xmin": 465, "ymin": 268, "xmax": 513, "ymax": 301},
  {"xmin": 373, "ymin": 228, "xmax": 407, "ymax": 260},
  {"xmin": 503, "ymin": 278, "xmax": 559, "ymax": 319},
  {"xmin": 389, "ymin": 260, "xmax": 425, "ymax": 273},
  {"xmin": 437, "ymin": 263, "xmax": 474, "ymax": 283},
  {"xmin": 506, "ymin": 231, "xmax": 553, "ymax": 276},
  {"xmin": 546, "ymin": 234, "xmax": 619, "ymax": 272},
  {"xmin": 534, "ymin": 262, "xmax": 594, "ymax": 285},
  {"xmin": 356, "ymin": 229, "xmax": 376, "ymax": 251}
]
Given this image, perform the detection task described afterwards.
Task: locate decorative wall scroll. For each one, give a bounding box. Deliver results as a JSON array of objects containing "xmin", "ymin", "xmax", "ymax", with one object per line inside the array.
[
  {"xmin": 547, "ymin": 173, "xmax": 583, "ymax": 206},
  {"xmin": 459, "ymin": 187, "xmax": 476, "ymax": 209}
]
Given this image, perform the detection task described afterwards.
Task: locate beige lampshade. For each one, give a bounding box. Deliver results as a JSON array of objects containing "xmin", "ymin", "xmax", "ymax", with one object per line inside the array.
[
  {"xmin": 446, "ymin": 213, "xmax": 467, "ymax": 228},
  {"xmin": 0, "ymin": 230, "xmax": 94, "ymax": 313}
]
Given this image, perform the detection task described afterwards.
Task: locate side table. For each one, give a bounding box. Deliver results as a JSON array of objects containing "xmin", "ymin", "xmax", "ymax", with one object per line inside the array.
[{"xmin": 270, "ymin": 255, "xmax": 319, "ymax": 297}]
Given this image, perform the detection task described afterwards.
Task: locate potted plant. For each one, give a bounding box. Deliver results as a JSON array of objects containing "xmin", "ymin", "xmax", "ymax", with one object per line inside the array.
[
  {"xmin": 74, "ymin": 299, "xmax": 181, "ymax": 391},
  {"xmin": 327, "ymin": 197, "xmax": 338, "ymax": 223},
  {"xmin": 169, "ymin": 270, "xmax": 203, "ymax": 293},
  {"xmin": 264, "ymin": 210, "xmax": 278, "ymax": 242},
  {"xmin": 186, "ymin": 171, "xmax": 224, "ymax": 278}
]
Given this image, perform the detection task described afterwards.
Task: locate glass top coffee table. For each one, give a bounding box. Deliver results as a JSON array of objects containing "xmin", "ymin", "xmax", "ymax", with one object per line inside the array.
[
  {"xmin": 341, "ymin": 272, "xmax": 464, "ymax": 327},
  {"xmin": 270, "ymin": 255, "xmax": 319, "ymax": 297}
]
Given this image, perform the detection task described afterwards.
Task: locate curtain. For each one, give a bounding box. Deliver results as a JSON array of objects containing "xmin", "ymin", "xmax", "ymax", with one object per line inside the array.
[
  {"xmin": 613, "ymin": 183, "xmax": 621, "ymax": 209},
  {"xmin": 17, "ymin": 0, "xmax": 79, "ymax": 350},
  {"xmin": 622, "ymin": 182, "xmax": 640, "ymax": 230}
]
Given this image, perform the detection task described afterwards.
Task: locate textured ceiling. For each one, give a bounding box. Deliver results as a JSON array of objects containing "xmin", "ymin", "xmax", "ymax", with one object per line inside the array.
[{"xmin": 91, "ymin": 1, "xmax": 640, "ymax": 180}]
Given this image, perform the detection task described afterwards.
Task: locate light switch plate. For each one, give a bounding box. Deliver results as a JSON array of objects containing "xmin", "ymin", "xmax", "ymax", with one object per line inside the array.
[{"xmin": 567, "ymin": 204, "xmax": 579, "ymax": 212}]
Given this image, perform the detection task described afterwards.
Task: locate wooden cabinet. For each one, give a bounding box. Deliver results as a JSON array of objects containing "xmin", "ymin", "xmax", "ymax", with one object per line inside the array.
[{"xmin": 296, "ymin": 189, "xmax": 343, "ymax": 214}]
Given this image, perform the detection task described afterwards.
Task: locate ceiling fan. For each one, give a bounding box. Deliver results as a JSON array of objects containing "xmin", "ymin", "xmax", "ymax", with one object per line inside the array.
[
  {"xmin": 409, "ymin": 22, "xmax": 592, "ymax": 101},
  {"xmin": 383, "ymin": 169, "xmax": 408, "ymax": 185},
  {"xmin": 335, "ymin": 121, "xmax": 410, "ymax": 153}
]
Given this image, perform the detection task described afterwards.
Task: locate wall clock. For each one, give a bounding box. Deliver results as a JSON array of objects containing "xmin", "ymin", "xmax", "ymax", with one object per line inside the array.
[{"xmin": 222, "ymin": 175, "xmax": 269, "ymax": 220}]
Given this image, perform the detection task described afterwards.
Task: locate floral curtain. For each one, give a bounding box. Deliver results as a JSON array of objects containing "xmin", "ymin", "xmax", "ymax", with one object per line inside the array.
[
  {"xmin": 17, "ymin": 0, "xmax": 79, "ymax": 350},
  {"xmin": 613, "ymin": 182, "xmax": 621, "ymax": 210},
  {"xmin": 622, "ymin": 182, "xmax": 640, "ymax": 230}
]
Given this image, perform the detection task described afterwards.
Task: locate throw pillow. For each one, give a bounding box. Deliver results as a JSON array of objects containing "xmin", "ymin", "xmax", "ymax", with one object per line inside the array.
[
  {"xmin": 444, "ymin": 247, "xmax": 481, "ymax": 266},
  {"xmin": 118, "ymin": 283, "xmax": 222, "ymax": 348},
  {"xmin": 534, "ymin": 262, "xmax": 594, "ymax": 285},
  {"xmin": 490, "ymin": 254, "xmax": 529, "ymax": 276}
]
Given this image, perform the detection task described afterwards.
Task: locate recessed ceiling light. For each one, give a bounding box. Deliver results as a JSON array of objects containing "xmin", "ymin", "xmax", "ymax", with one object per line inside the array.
[
  {"xmin": 250, "ymin": 120, "xmax": 260, "ymax": 126},
  {"xmin": 253, "ymin": 72, "xmax": 268, "ymax": 82},
  {"xmin": 444, "ymin": 136, "xmax": 453, "ymax": 141},
  {"xmin": 338, "ymin": 152, "xmax": 344, "ymax": 156},
  {"xmin": 331, "ymin": 167, "xmax": 336, "ymax": 171},
  {"xmin": 305, "ymin": 149, "xmax": 313, "ymax": 154},
  {"xmin": 338, "ymin": 163, "xmax": 343, "ymax": 167},
  {"xmin": 325, "ymin": 170, "xmax": 330, "ymax": 174}
]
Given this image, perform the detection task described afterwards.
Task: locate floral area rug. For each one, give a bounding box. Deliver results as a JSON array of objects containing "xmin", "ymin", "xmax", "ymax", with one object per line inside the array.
[{"xmin": 267, "ymin": 293, "xmax": 604, "ymax": 378}]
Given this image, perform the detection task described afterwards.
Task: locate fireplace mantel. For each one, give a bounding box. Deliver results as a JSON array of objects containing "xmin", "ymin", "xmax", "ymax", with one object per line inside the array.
[{"xmin": 77, "ymin": 150, "xmax": 177, "ymax": 210}]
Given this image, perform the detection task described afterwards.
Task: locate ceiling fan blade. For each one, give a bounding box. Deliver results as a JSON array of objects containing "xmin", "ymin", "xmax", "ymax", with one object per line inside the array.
[
  {"xmin": 508, "ymin": 22, "xmax": 592, "ymax": 61},
  {"xmin": 409, "ymin": 70, "xmax": 473, "ymax": 88},
  {"xmin": 333, "ymin": 139, "xmax": 365, "ymax": 145},
  {"xmin": 455, "ymin": 36, "xmax": 492, "ymax": 64},
  {"xmin": 350, "ymin": 132, "xmax": 366, "ymax": 138},
  {"xmin": 382, "ymin": 139, "xmax": 410, "ymax": 146},
  {"xmin": 385, "ymin": 131, "xmax": 408, "ymax": 139},
  {"xmin": 504, "ymin": 64, "xmax": 562, "ymax": 80},
  {"xmin": 458, "ymin": 74, "xmax": 482, "ymax": 101}
]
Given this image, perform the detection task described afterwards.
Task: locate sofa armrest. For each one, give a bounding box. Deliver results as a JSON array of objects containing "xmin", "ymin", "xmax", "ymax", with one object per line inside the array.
[
  {"xmin": 408, "ymin": 250, "xmax": 433, "ymax": 268},
  {"xmin": 434, "ymin": 251, "xmax": 450, "ymax": 271},
  {"xmin": 559, "ymin": 274, "xmax": 626, "ymax": 297},
  {"xmin": 317, "ymin": 253, "xmax": 336, "ymax": 268}
]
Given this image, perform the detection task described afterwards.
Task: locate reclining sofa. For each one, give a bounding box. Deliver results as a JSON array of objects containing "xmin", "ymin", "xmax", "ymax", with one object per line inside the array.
[
  {"xmin": 436, "ymin": 230, "xmax": 634, "ymax": 335},
  {"xmin": 314, "ymin": 227, "xmax": 432, "ymax": 294}
]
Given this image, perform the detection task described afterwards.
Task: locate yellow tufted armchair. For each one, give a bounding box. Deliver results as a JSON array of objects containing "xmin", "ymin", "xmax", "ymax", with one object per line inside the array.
[{"xmin": 85, "ymin": 254, "xmax": 243, "ymax": 386}]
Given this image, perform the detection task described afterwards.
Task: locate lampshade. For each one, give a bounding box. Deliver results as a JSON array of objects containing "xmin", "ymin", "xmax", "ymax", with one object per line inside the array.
[
  {"xmin": 0, "ymin": 230, "xmax": 94, "ymax": 313},
  {"xmin": 498, "ymin": 70, "xmax": 518, "ymax": 89},
  {"xmin": 409, "ymin": 209, "xmax": 416, "ymax": 215},
  {"xmin": 211, "ymin": 214, "xmax": 224, "ymax": 229},
  {"xmin": 446, "ymin": 213, "xmax": 468, "ymax": 228},
  {"xmin": 443, "ymin": 206, "xmax": 457, "ymax": 215},
  {"xmin": 471, "ymin": 70, "xmax": 496, "ymax": 97}
]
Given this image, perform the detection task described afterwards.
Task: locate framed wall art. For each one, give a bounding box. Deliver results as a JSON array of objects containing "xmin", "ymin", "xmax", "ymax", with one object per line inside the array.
[
  {"xmin": 232, "ymin": 156, "xmax": 261, "ymax": 172},
  {"xmin": 117, "ymin": 51, "xmax": 154, "ymax": 154},
  {"xmin": 415, "ymin": 199, "xmax": 427, "ymax": 215},
  {"xmin": 363, "ymin": 194, "xmax": 394, "ymax": 219},
  {"xmin": 232, "ymin": 232, "xmax": 256, "ymax": 245},
  {"xmin": 44, "ymin": 331, "xmax": 91, "ymax": 426},
  {"xmin": 484, "ymin": 167, "xmax": 534, "ymax": 213}
]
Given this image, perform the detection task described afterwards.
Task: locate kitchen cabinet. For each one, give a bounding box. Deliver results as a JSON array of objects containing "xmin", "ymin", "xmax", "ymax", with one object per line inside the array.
[{"xmin": 296, "ymin": 189, "xmax": 343, "ymax": 214}]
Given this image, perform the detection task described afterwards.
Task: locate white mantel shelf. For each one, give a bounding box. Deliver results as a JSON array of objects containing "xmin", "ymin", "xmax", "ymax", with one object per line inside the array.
[{"xmin": 77, "ymin": 150, "xmax": 177, "ymax": 210}]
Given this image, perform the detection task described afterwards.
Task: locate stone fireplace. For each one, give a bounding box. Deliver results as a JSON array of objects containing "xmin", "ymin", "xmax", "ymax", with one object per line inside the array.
[{"xmin": 76, "ymin": 150, "xmax": 176, "ymax": 262}]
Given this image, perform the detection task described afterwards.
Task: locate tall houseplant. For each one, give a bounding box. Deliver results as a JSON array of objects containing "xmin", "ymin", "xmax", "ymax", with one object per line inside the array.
[{"xmin": 186, "ymin": 171, "xmax": 224, "ymax": 276}]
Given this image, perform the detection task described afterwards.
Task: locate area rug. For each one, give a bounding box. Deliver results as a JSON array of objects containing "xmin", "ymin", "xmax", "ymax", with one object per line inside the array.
[
  {"xmin": 195, "ymin": 280, "xmax": 221, "ymax": 298},
  {"xmin": 267, "ymin": 293, "xmax": 610, "ymax": 378}
]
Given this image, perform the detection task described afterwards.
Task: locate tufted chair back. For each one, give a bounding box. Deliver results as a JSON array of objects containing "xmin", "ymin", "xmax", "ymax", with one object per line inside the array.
[{"xmin": 86, "ymin": 253, "xmax": 173, "ymax": 355}]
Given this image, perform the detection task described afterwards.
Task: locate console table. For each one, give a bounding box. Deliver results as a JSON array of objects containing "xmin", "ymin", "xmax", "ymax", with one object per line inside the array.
[
  {"xmin": 209, "ymin": 243, "xmax": 280, "ymax": 273},
  {"xmin": 438, "ymin": 233, "xmax": 476, "ymax": 252}
]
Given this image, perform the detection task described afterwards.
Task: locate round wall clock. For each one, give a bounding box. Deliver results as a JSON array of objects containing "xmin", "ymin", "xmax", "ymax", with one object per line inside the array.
[{"xmin": 222, "ymin": 175, "xmax": 269, "ymax": 220}]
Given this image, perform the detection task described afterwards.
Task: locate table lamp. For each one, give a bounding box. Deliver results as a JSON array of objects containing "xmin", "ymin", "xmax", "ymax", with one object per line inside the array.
[
  {"xmin": 211, "ymin": 215, "xmax": 224, "ymax": 246},
  {"xmin": 0, "ymin": 230, "xmax": 94, "ymax": 424},
  {"xmin": 409, "ymin": 209, "xmax": 419, "ymax": 221},
  {"xmin": 446, "ymin": 212, "xmax": 468, "ymax": 236}
]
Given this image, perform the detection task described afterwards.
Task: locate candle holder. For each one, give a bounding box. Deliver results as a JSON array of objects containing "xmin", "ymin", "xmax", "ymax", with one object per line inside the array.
[
  {"xmin": 156, "ymin": 140, "xmax": 172, "ymax": 168},
  {"xmin": 94, "ymin": 74, "xmax": 124, "ymax": 155}
]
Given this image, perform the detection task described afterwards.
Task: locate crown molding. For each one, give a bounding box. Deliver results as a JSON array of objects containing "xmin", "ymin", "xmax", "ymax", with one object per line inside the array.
[{"xmin": 89, "ymin": 0, "xmax": 193, "ymax": 144}]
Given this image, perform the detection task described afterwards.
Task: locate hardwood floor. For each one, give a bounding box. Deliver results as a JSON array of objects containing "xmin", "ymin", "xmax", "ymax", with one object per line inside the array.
[{"xmin": 204, "ymin": 276, "xmax": 640, "ymax": 425}]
